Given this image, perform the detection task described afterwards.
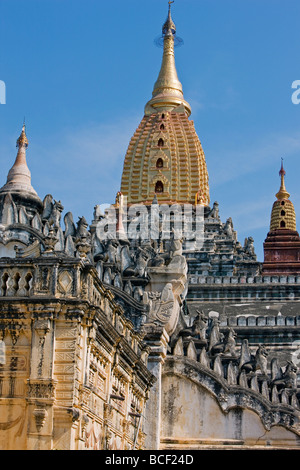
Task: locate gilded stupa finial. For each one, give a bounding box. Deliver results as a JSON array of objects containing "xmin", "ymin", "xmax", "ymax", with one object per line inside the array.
[
  {"xmin": 276, "ymin": 158, "xmax": 290, "ymax": 200},
  {"xmin": 162, "ymin": 1, "xmax": 176, "ymax": 36},
  {"xmin": 16, "ymin": 121, "xmax": 29, "ymax": 149},
  {"xmin": 145, "ymin": 1, "xmax": 192, "ymax": 116}
]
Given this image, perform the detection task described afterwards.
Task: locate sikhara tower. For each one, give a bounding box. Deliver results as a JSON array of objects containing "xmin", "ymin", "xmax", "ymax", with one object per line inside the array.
[
  {"xmin": 120, "ymin": 4, "xmax": 210, "ymax": 206},
  {"xmin": 262, "ymin": 161, "xmax": 300, "ymax": 275}
]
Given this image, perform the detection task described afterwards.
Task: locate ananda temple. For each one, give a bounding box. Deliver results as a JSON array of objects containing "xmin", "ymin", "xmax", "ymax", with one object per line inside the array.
[{"xmin": 0, "ymin": 4, "xmax": 300, "ymax": 450}]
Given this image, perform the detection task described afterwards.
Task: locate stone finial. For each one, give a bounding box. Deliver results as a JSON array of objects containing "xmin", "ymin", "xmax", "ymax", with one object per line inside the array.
[{"xmin": 0, "ymin": 124, "xmax": 38, "ymax": 197}]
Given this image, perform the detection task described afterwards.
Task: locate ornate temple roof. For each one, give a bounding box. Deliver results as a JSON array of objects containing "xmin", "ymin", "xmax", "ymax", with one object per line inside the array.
[{"xmin": 120, "ymin": 4, "xmax": 210, "ymax": 206}]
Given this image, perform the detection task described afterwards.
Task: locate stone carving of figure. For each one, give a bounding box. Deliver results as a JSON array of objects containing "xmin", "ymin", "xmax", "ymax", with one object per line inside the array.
[
  {"xmin": 144, "ymin": 283, "xmax": 175, "ymax": 328},
  {"xmin": 148, "ymin": 240, "xmax": 167, "ymax": 267},
  {"xmin": 161, "ymin": 283, "xmax": 174, "ymax": 303},
  {"xmin": 210, "ymin": 201, "xmax": 219, "ymax": 219},
  {"xmin": 272, "ymin": 361, "xmax": 298, "ymax": 389},
  {"xmin": 222, "ymin": 328, "xmax": 237, "ymax": 357},
  {"xmin": 208, "ymin": 317, "xmax": 222, "ymax": 352},
  {"xmin": 106, "ymin": 239, "xmax": 119, "ymax": 264},
  {"xmin": 209, "ymin": 325, "xmax": 237, "ymax": 357},
  {"xmin": 120, "ymin": 243, "xmax": 135, "ymax": 276},
  {"xmin": 134, "ymin": 247, "xmax": 149, "ymax": 277},
  {"xmin": 192, "ymin": 311, "xmax": 208, "ymax": 341},
  {"xmin": 223, "ymin": 217, "xmax": 233, "ymax": 237},
  {"xmin": 180, "ymin": 310, "xmax": 208, "ymax": 343},
  {"xmin": 241, "ymin": 344, "xmax": 268, "ymax": 375},
  {"xmin": 75, "ymin": 216, "xmax": 92, "ymax": 259},
  {"xmin": 167, "ymin": 229, "xmax": 186, "ymax": 269},
  {"xmin": 42, "ymin": 195, "xmax": 64, "ymax": 228},
  {"xmin": 169, "ymin": 231, "xmax": 183, "ymax": 257},
  {"xmin": 254, "ymin": 345, "xmax": 268, "ymax": 375},
  {"xmin": 244, "ymin": 236, "xmax": 256, "ymax": 258},
  {"xmin": 75, "ymin": 216, "xmax": 89, "ymax": 238}
]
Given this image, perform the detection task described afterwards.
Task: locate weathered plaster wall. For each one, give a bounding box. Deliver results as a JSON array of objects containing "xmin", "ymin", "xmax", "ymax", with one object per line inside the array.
[{"xmin": 161, "ymin": 363, "xmax": 300, "ymax": 449}]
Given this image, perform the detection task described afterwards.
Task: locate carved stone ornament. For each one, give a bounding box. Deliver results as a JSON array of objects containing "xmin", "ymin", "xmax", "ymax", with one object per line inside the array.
[
  {"xmin": 103, "ymin": 403, "xmax": 114, "ymax": 421},
  {"xmin": 27, "ymin": 379, "xmax": 56, "ymax": 400},
  {"xmin": 144, "ymin": 283, "xmax": 175, "ymax": 326},
  {"xmin": 32, "ymin": 406, "xmax": 48, "ymax": 432},
  {"xmin": 43, "ymin": 226, "xmax": 58, "ymax": 253},
  {"xmin": 58, "ymin": 270, "xmax": 73, "ymax": 294}
]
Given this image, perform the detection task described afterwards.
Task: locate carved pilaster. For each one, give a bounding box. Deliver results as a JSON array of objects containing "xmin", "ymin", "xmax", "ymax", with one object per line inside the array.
[
  {"xmin": 26, "ymin": 378, "xmax": 57, "ymax": 448},
  {"xmin": 31, "ymin": 318, "xmax": 53, "ymax": 379},
  {"xmin": 143, "ymin": 324, "xmax": 169, "ymax": 451}
]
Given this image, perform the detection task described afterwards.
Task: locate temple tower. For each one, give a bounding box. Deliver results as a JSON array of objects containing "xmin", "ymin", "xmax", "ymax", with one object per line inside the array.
[
  {"xmin": 120, "ymin": 4, "xmax": 210, "ymax": 206},
  {"xmin": 0, "ymin": 124, "xmax": 43, "ymax": 215},
  {"xmin": 262, "ymin": 161, "xmax": 300, "ymax": 275}
]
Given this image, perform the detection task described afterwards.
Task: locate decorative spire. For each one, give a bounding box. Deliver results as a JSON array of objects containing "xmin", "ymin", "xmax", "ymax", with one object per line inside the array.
[
  {"xmin": 145, "ymin": 2, "xmax": 191, "ymax": 115},
  {"xmin": 162, "ymin": 1, "xmax": 176, "ymax": 36},
  {"xmin": 263, "ymin": 160, "xmax": 300, "ymax": 274},
  {"xmin": 276, "ymin": 159, "xmax": 290, "ymax": 200},
  {"xmin": 16, "ymin": 121, "xmax": 29, "ymax": 149},
  {"xmin": 0, "ymin": 123, "xmax": 38, "ymax": 197},
  {"xmin": 121, "ymin": 2, "xmax": 210, "ymax": 206},
  {"xmin": 269, "ymin": 160, "xmax": 296, "ymax": 232}
]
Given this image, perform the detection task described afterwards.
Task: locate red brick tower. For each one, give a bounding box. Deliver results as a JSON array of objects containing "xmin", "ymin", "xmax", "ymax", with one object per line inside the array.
[{"xmin": 262, "ymin": 161, "xmax": 300, "ymax": 275}]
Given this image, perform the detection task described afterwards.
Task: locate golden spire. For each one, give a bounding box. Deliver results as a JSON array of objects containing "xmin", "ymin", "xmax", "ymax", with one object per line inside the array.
[
  {"xmin": 120, "ymin": 3, "xmax": 210, "ymax": 206},
  {"xmin": 275, "ymin": 159, "xmax": 290, "ymax": 200},
  {"xmin": 269, "ymin": 160, "xmax": 296, "ymax": 231},
  {"xmin": 145, "ymin": 2, "xmax": 191, "ymax": 116},
  {"xmin": 16, "ymin": 122, "xmax": 29, "ymax": 150}
]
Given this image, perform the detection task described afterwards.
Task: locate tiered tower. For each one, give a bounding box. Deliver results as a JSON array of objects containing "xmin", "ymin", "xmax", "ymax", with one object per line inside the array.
[
  {"xmin": 262, "ymin": 161, "xmax": 300, "ymax": 275},
  {"xmin": 120, "ymin": 4, "xmax": 209, "ymax": 206}
]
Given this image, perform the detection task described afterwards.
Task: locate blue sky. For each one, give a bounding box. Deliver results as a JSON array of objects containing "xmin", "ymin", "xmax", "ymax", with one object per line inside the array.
[{"xmin": 1, "ymin": 0, "xmax": 300, "ymax": 261}]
